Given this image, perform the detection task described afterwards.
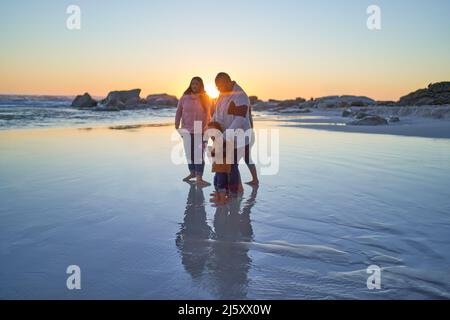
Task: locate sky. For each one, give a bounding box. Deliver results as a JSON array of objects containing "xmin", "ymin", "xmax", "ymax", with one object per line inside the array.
[{"xmin": 0, "ymin": 0, "xmax": 449, "ymax": 100}]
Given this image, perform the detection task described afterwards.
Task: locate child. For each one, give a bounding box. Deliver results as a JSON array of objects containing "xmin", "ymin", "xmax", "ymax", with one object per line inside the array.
[{"xmin": 207, "ymin": 121, "xmax": 231, "ymax": 204}]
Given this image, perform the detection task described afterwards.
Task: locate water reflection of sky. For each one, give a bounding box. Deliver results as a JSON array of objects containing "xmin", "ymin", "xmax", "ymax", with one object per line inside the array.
[{"xmin": 1, "ymin": 125, "xmax": 450, "ymax": 299}]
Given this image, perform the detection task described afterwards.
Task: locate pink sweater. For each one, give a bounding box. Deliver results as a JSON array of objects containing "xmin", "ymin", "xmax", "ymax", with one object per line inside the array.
[{"xmin": 175, "ymin": 94, "xmax": 210, "ymax": 133}]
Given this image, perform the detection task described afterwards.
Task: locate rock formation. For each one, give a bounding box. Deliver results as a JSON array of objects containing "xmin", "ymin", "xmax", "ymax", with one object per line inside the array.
[
  {"xmin": 398, "ymin": 82, "xmax": 450, "ymax": 106},
  {"xmin": 71, "ymin": 93, "xmax": 97, "ymax": 108}
]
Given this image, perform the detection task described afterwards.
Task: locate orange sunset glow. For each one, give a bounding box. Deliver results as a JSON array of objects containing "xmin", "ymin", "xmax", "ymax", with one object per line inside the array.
[{"xmin": 0, "ymin": 1, "xmax": 449, "ymax": 101}]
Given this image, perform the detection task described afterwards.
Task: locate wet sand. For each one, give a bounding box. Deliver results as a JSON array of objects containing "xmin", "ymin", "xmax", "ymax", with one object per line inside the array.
[{"xmin": 1, "ymin": 122, "xmax": 450, "ymax": 299}]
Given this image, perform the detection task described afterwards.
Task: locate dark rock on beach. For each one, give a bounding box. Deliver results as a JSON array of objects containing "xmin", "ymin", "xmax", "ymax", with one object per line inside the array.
[
  {"xmin": 341, "ymin": 108, "xmax": 370, "ymax": 119},
  {"xmin": 251, "ymin": 101, "xmax": 279, "ymax": 111},
  {"xmin": 376, "ymin": 100, "xmax": 397, "ymax": 106},
  {"xmin": 274, "ymin": 97, "xmax": 306, "ymax": 109},
  {"xmin": 355, "ymin": 111, "xmax": 370, "ymax": 119},
  {"xmin": 389, "ymin": 116, "xmax": 400, "ymax": 123},
  {"xmin": 350, "ymin": 100, "xmax": 368, "ymax": 107},
  {"xmin": 71, "ymin": 93, "xmax": 97, "ymax": 108},
  {"xmin": 146, "ymin": 94, "xmax": 178, "ymax": 106},
  {"xmin": 349, "ymin": 115, "xmax": 388, "ymax": 126},
  {"xmin": 342, "ymin": 109, "xmax": 353, "ymax": 117},
  {"xmin": 101, "ymin": 89, "xmax": 141, "ymax": 108},
  {"xmin": 429, "ymin": 82, "xmax": 450, "ymax": 94},
  {"xmin": 299, "ymin": 95, "xmax": 375, "ymax": 109},
  {"xmin": 398, "ymin": 82, "xmax": 450, "ymax": 106}
]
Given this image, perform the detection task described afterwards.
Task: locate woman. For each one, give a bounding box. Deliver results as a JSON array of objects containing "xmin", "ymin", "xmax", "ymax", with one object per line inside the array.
[{"xmin": 175, "ymin": 77, "xmax": 211, "ymax": 186}]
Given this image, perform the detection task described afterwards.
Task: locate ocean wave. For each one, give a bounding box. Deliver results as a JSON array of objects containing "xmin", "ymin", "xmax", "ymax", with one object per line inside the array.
[{"xmin": 0, "ymin": 97, "xmax": 176, "ymax": 130}]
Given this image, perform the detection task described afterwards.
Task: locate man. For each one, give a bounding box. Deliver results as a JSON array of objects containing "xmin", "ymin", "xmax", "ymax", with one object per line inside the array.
[{"xmin": 211, "ymin": 72, "xmax": 259, "ymax": 194}]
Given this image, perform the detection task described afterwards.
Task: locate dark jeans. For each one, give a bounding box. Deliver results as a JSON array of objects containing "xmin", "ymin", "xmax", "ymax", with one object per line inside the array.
[
  {"xmin": 213, "ymin": 144, "xmax": 254, "ymax": 193},
  {"xmin": 186, "ymin": 133, "xmax": 205, "ymax": 176}
]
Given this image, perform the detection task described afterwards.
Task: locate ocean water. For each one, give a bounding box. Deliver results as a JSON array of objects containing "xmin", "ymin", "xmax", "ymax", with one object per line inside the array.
[
  {"xmin": 0, "ymin": 122, "xmax": 449, "ymax": 299},
  {"xmin": 0, "ymin": 95, "xmax": 176, "ymax": 130}
]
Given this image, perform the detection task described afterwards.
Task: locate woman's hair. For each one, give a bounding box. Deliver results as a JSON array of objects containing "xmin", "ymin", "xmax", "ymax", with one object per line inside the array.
[{"xmin": 183, "ymin": 76, "xmax": 210, "ymax": 115}]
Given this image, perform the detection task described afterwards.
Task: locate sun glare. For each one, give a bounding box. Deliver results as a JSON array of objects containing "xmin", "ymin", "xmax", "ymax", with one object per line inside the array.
[{"xmin": 205, "ymin": 84, "xmax": 220, "ymax": 99}]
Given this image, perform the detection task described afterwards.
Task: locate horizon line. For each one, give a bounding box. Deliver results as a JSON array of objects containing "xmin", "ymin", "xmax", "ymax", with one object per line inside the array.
[{"xmin": 0, "ymin": 90, "xmax": 416, "ymax": 102}]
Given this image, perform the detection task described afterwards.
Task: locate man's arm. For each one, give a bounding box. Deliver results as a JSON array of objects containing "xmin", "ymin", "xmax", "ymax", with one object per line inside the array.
[
  {"xmin": 225, "ymin": 100, "xmax": 250, "ymax": 143},
  {"xmin": 227, "ymin": 101, "xmax": 248, "ymax": 117}
]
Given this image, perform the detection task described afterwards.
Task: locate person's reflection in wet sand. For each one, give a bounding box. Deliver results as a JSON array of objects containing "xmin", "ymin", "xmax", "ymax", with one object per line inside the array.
[
  {"xmin": 176, "ymin": 183, "xmax": 258, "ymax": 299},
  {"xmin": 175, "ymin": 183, "xmax": 213, "ymax": 279}
]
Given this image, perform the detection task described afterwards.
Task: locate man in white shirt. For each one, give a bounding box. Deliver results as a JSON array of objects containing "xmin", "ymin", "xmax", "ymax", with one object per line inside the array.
[{"xmin": 212, "ymin": 72, "xmax": 259, "ymax": 193}]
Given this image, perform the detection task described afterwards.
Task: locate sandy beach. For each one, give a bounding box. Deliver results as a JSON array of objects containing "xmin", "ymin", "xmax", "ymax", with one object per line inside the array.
[
  {"xmin": 1, "ymin": 120, "xmax": 450, "ymax": 299},
  {"xmin": 268, "ymin": 108, "xmax": 450, "ymax": 139}
]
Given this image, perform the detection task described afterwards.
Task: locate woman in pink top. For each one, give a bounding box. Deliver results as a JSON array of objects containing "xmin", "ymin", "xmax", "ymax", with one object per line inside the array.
[{"xmin": 175, "ymin": 77, "xmax": 211, "ymax": 186}]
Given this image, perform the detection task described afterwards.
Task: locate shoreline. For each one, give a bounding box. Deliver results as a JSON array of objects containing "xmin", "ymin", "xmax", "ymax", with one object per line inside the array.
[
  {"xmin": 0, "ymin": 122, "xmax": 174, "ymax": 133},
  {"xmin": 1, "ymin": 117, "xmax": 450, "ymax": 140},
  {"xmin": 1, "ymin": 106, "xmax": 450, "ymax": 140},
  {"xmin": 279, "ymin": 121, "xmax": 450, "ymax": 140},
  {"xmin": 265, "ymin": 107, "xmax": 450, "ymax": 139}
]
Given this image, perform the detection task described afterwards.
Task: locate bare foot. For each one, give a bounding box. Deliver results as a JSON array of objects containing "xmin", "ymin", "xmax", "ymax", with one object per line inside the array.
[
  {"xmin": 182, "ymin": 173, "xmax": 195, "ymax": 181},
  {"xmin": 245, "ymin": 180, "xmax": 259, "ymax": 186}
]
